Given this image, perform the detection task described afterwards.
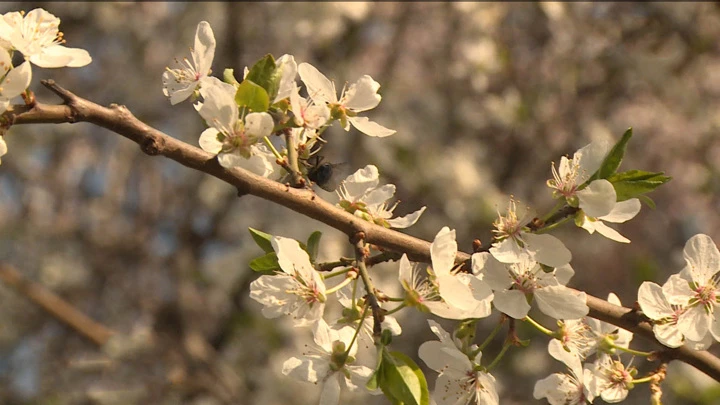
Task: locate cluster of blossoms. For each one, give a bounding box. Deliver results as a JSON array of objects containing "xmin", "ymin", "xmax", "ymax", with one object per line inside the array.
[
  {"xmin": 0, "ymin": 8, "xmax": 91, "ymax": 163},
  {"xmin": 162, "ymin": 21, "xmax": 395, "ymax": 183},
  {"xmin": 159, "ymin": 19, "xmax": 702, "ymax": 405}
]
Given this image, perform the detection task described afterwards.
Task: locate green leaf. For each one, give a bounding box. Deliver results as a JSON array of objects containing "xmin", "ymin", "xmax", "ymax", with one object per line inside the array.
[
  {"xmin": 223, "ymin": 68, "xmax": 240, "ymax": 86},
  {"xmin": 377, "ymin": 350, "xmax": 429, "ymax": 405},
  {"xmin": 248, "ymin": 227, "xmax": 274, "ymax": 253},
  {"xmin": 249, "ymin": 252, "xmax": 280, "ymax": 273},
  {"xmin": 245, "ymin": 54, "xmax": 283, "ymax": 102},
  {"xmin": 608, "ymin": 170, "xmax": 671, "ymax": 204},
  {"xmin": 305, "ymin": 231, "xmax": 322, "ymax": 262},
  {"xmin": 592, "ymin": 127, "xmax": 633, "ymax": 180},
  {"xmin": 638, "ymin": 195, "xmax": 656, "ymax": 210},
  {"xmin": 235, "ymin": 80, "xmax": 270, "ymax": 112}
]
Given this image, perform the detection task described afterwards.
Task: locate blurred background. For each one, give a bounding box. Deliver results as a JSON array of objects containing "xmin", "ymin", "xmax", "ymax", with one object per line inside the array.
[{"xmin": 0, "ymin": 2, "xmax": 719, "ymax": 404}]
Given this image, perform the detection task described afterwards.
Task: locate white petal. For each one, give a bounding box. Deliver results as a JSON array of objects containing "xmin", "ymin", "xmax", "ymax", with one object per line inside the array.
[
  {"xmin": 575, "ymin": 140, "xmax": 610, "ymax": 182},
  {"xmin": 478, "ymin": 253, "xmax": 513, "ymax": 291},
  {"xmin": 535, "ymin": 286, "xmax": 589, "ymax": 320},
  {"xmin": 282, "ymin": 356, "xmax": 322, "ymax": 383},
  {"xmin": 430, "ymin": 227, "xmax": 457, "ymax": 276},
  {"xmin": 548, "ymin": 339, "xmax": 582, "ymax": 373},
  {"xmin": 1, "ymin": 60, "xmax": 31, "ymax": 98},
  {"xmin": 341, "ymin": 165, "xmax": 379, "ymax": 201},
  {"xmin": 437, "ymin": 274, "xmax": 478, "ymax": 311},
  {"xmin": 244, "ymin": 112, "xmax": 275, "ymax": 138},
  {"xmin": 662, "ymin": 274, "xmax": 695, "ymax": 306},
  {"xmin": 591, "ymin": 220, "xmax": 631, "ymax": 243},
  {"xmin": 348, "ymin": 116, "xmax": 396, "ymax": 137},
  {"xmin": 198, "ymin": 81, "xmax": 239, "ymax": 130},
  {"xmin": 489, "ymin": 238, "xmax": 526, "ymax": 264},
  {"xmin": 398, "ymin": 254, "xmax": 413, "ymax": 285},
  {"xmin": 683, "ymin": 234, "xmax": 720, "ymax": 285},
  {"xmin": 274, "ymin": 54, "xmax": 298, "ymax": 103},
  {"xmin": 653, "ymin": 323, "xmax": 684, "ymax": 348},
  {"xmin": 363, "ymin": 184, "xmax": 396, "ymax": 207},
  {"xmin": 677, "ymin": 305, "xmax": 710, "ymax": 342},
  {"xmin": 0, "ymin": 137, "xmax": 6, "ymax": 159},
  {"xmin": 553, "ymin": 264, "xmax": 575, "ymax": 286},
  {"xmin": 710, "ymin": 307, "xmax": 720, "ymax": 342},
  {"xmin": 272, "ymin": 236, "xmax": 316, "ymax": 280},
  {"xmin": 342, "ymin": 75, "xmax": 381, "ymax": 111},
  {"xmin": 419, "ymin": 341, "xmax": 472, "ymax": 373},
  {"xmin": 298, "ymin": 62, "xmax": 337, "ymax": 104},
  {"xmin": 28, "ymin": 48, "xmax": 73, "ymax": 68},
  {"xmin": 319, "ymin": 374, "xmax": 341, "ymax": 405},
  {"xmin": 426, "ymin": 319, "xmax": 454, "ymax": 344},
  {"xmin": 198, "ymin": 128, "xmax": 223, "ymax": 154},
  {"xmin": 192, "ymin": 21, "xmax": 216, "ymax": 76},
  {"xmin": 386, "ymin": 206, "xmax": 426, "ymax": 229},
  {"xmin": 492, "ymin": 289, "xmax": 531, "ymax": 319},
  {"xmin": 577, "ymin": 179, "xmax": 616, "ymax": 218},
  {"xmin": 599, "ymin": 199, "xmax": 641, "ymax": 223},
  {"xmin": 523, "ymin": 233, "xmax": 571, "ymax": 268},
  {"xmin": 637, "ymin": 282, "xmax": 674, "ymax": 320}
]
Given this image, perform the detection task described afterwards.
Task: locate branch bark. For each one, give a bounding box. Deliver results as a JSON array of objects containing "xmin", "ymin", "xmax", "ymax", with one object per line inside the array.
[{"xmin": 4, "ymin": 80, "xmax": 720, "ymax": 381}]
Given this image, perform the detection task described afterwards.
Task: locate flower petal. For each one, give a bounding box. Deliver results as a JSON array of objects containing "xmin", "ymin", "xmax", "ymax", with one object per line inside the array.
[
  {"xmin": 192, "ymin": 21, "xmax": 216, "ymax": 76},
  {"xmin": 682, "ymin": 234, "xmax": 720, "ymax": 285},
  {"xmin": 599, "ymin": 198, "xmax": 641, "ymax": 223},
  {"xmin": 342, "ymin": 75, "xmax": 381, "ymax": 111},
  {"xmin": 244, "ymin": 112, "xmax": 274, "ymax": 138},
  {"xmin": 348, "ymin": 116, "xmax": 396, "ymax": 137},
  {"xmin": 535, "ymin": 286, "xmax": 588, "ymax": 320},
  {"xmin": 577, "ymin": 179, "xmax": 616, "ymax": 218},
  {"xmin": 386, "ymin": 206, "xmax": 426, "ymax": 229},
  {"xmin": 298, "ymin": 62, "xmax": 337, "ymax": 104},
  {"xmin": 523, "ymin": 233, "xmax": 572, "ymax": 268},
  {"xmin": 431, "ymin": 227, "xmax": 457, "ymax": 276},
  {"xmin": 492, "ymin": 289, "xmax": 530, "ymax": 319},
  {"xmin": 637, "ymin": 282, "xmax": 674, "ymax": 320}
]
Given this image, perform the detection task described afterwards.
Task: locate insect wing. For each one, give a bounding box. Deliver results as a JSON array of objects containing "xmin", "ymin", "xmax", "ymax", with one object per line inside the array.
[{"xmin": 309, "ymin": 162, "xmax": 350, "ymax": 192}]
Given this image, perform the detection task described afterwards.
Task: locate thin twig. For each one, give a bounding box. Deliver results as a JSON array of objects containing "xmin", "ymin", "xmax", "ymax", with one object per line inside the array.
[{"xmin": 0, "ymin": 264, "xmax": 114, "ymax": 346}]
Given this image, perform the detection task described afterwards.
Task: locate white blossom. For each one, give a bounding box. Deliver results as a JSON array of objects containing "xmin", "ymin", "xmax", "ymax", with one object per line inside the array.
[
  {"xmin": 547, "ymin": 140, "xmax": 616, "ymax": 218},
  {"xmin": 418, "ymin": 320, "xmax": 499, "ymax": 405},
  {"xmin": 162, "ymin": 21, "xmax": 215, "ymax": 105},
  {"xmin": 638, "ymin": 280, "xmax": 712, "ymax": 349},
  {"xmin": 534, "ymin": 340, "xmax": 595, "ymax": 405},
  {"xmin": 337, "ymin": 165, "xmax": 425, "ymax": 229},
  {"xmin": 298, "ymin": 63, "xmax": 395, "ymax": 137},
  {"xmin": 0, "ymin": 8, "xmax": 91, "ymax": 69},
  {"xmin": 585, "ymin": 293, "xmax": 633, "ymax": 359},
  {"xmin": 273, "ymin": 54, "xmax": 298, "ymax": 103},
  {"xmin": 249, "ymin": 236, "xmax": 326, "ymax": 326},
  {"xmin": 290, "ymin": 81, "xmax": 329, "ymax": 129},
  {"xmin": 475, "ymin": 252, "xmax": 588, "ymax": 320},
  {"xmin": 399, "ymin": 228, "xmax": 494, "ymax": 320},
  {"xmin": 577, "ymin": 199, "xmax": 641, "ymax": 243},
  {"xmin": 588, "ymin": 356, "xmax": 634, "ymax": 403},
  {"xmin": 662, "ymin": 234, "xmax": 720, "ymax": 343},
  {"xmin": 196, "ymin": 78, "xmax": 278, "ymax": 177},
  {"xmin": 0, "ymin": 49, "xmax": 31, "ymax": 114},
  {"xmin": 282, "ymin": 319, "xmax": 374, "ymax": 405},
  {"xmin": 489, "ymin": 199, "xmax": 571, "ymax": 267}
]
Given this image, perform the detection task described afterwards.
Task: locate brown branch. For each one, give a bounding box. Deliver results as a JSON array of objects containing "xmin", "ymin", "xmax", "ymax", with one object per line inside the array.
[
  {"xmin": 4, "ymin": 80, "xmax": 720, "ymax": 381},
  {"xmin": 0, "ymin": 264, "xmax": 115, "ymax": 346}
]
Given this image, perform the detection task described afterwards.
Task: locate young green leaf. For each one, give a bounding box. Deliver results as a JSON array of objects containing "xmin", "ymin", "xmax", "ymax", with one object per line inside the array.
[
  {"xmin": 608, "ymin": 170, "xmax": 671, "ymax": 203},
  {"xmin": 245, "ymin": 54, "xmax": 283, "ymax": 102},
  {"xmin": 306, "ymin": 231, "xmax": 322, "ymax": 262},
  {"xmin": 248, "ymin": 227, "xmax": 274, "ymax": 253},
  {"xmin": 249, "ymin": 252, "xmax": 280, "ymax": 273},
  {"xmin": 377, "ymin": 349, "xmax": 429, "ymax": 405},
  {"xmin": 235, "ymin": 80, "xmax": 270, "ymax": 112},
  {"xmin": 223, "ymin": 68, "xmax": 240, "ymax": 86},
  {"xmin": 591, "ymin": 127, "xmax": 633, "ymax": 181}
]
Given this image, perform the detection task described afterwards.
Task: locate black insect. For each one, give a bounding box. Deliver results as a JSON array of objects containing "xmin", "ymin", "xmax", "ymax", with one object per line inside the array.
[{"xmin": 305, "ymin": 155, "xmax": 348, "ymax": 192}]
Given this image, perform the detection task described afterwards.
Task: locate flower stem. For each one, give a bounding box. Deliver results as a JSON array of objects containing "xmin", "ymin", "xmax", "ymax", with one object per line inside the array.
[
  {"xmin": 523, "ymin": 316, "xmax": 554, "ymax": 337},
  {"xmin": 477, "ymin": 319, "xmax": 505, "ymax": 353},
  {"xmin": 284, "ymin": 130, "xmax": 304, "ymax": 187},
  {"xmin": 485, "ymin": 342, "xmax": 511, "ymax": 371},
  {"xmin": 541, "ymin": 201, "xmax": 565, "ymax": 223},
  {"xmin": 612, "ymin": 344, "xmax": 653, "ymax": 357},
  {"xmin": 353, "ymin": 234, "xmax": 382, "ymax": 337},
  {"xmin": 322, "ymin": 267, "xmax": 352, "ymax": 279},
  {"xmin": 324, "ymin": 275, "xmax": 355, "ymax": 294},
  {"xmin": 534, "ymin": 216, "xmax": 572, "ymax": 234},
  {"xmin": 345, "ymin": 301, "xmax": 370, "ymax": 358},
  {"xmin": 632, "ymin": 376, "xmax": 655, "ymax": 384},
  {"xmin": 262, "ymin": 136, "xmax": 282, "ymax": 160},
  {"xmin": 384, "ymin": 302, "xmax": 406, "ymax": 316}
]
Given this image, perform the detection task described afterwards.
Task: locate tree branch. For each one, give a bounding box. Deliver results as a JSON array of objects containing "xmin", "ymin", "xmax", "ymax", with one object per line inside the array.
[
  {"xmin": 0, "ymin": 264, "xmax": 115, "ymax": 346},
  {"xmin": 3, "ymin": 80, "xmax": 720, "ymax": 381}
]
